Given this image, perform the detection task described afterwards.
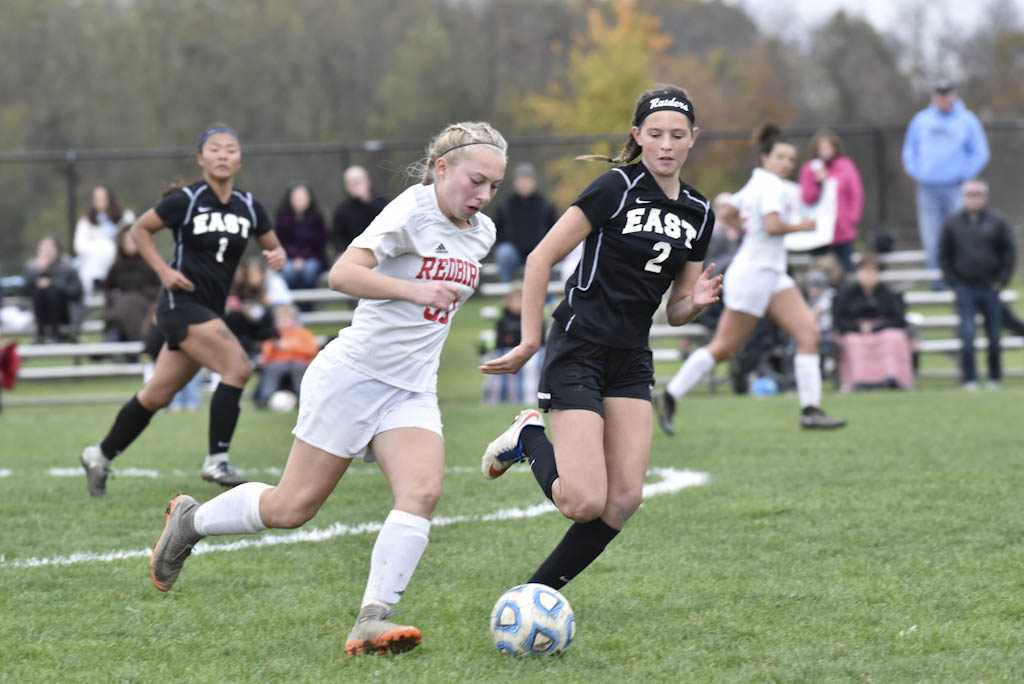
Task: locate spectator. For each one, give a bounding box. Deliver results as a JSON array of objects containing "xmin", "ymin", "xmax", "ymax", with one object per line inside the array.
[
  {"xmin": 24, "ymin": 235, "xmax": 84, "ymax": 343},
  {"xmin": 833, "ymin": 253, "xmax": 914, "ymax": 391},
  {"xmin": 252, "ymin": 304, "xmax": 319, "ymax": 407},
  {"xmin": 694, "ymin": 192, "xmax": 742, "ymax": 331},
  {"xmin": 74, "ymin": 185, "xmax": 136, "ymax": 297},
  {"xmin": 492, "ymin": 162, "xmax": 558, "ymax": 283},
  {"xmin": 939, "ymin": 179, "xmax": 1015, "ymax": 390},
  {"xmin": 902, "ymin": 78, "xmax": 989, "ymax": 286},
  {"xmin": 101, "ymin": 227, "xmax": 162, "ymax": 343},
  {"xmin": 799, "ymin": 129, "xmax": 864, "ymax": 273},
  {"xmin": 331, "ymin": 165, "xmax": 388, "ymax": 255},
  {"xmin": 224, "ymin": 259, "xmax": 278, "ymax": 359},
  {"xmin": 275, "ymin": 182, "xmax": 329, "ymax": 290},
  {"xmin": 482, "ymin": 283, "xmax": 545, "ymax": 404}
]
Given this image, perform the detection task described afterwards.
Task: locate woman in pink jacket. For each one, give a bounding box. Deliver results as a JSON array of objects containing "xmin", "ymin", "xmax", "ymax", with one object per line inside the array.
[{"xmin": 799, "ymin": 129, "xmax": 864, "ymax": 273}]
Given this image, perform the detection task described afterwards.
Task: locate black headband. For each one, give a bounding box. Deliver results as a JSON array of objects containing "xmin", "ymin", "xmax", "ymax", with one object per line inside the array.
[
  {"xmin": 633, "ymin": 94, "xmax": 695, "ymax": 127},
  {"xmin": 439, "ymin": 141, "xmax": 504, "ymax": 157},
  {"xmin": 197, "ymin": 126, "xmax": 239, "ymax": 152}
]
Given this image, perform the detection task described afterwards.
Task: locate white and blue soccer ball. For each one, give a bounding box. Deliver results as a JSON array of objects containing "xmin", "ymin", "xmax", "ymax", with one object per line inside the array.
[{"xmin": 489, "ymin": 583, "xmax": 575, "ymax": 656}]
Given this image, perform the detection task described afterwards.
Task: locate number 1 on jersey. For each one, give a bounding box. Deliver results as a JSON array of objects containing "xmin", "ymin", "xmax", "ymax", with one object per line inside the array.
[
  {"xmin": 215, "ymin": 236, "xmax": 229, "ymax": 263},
  {"xmin": 644, "ymin": 241, "xmax": 671, "ymax": 273}
]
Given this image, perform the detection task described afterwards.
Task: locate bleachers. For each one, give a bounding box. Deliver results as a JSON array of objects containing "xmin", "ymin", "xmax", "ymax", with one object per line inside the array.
[{"xmin": 6, "ymin": 248, "xmax": 1024, "ymax": 386}]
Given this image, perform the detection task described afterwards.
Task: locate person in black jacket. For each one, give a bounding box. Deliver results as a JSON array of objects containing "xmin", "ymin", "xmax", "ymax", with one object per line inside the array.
[
  {"xmin": 331, "ymin": 165, "xmax": 388, "ymax": 256},
  {"xmin": 939, "ymin": 179, "xmax": 1015, "ymax": 389},
  {"xmin": 24, "ymin": 235, "xmax": 84, "ymax": 342},
  {"xmin": 832, "ymin": 253, "xmax": 914, "ymax": 390},
  {"xmin": 492, "ymin": 162, "xmax": 558, "ymax": 282}
]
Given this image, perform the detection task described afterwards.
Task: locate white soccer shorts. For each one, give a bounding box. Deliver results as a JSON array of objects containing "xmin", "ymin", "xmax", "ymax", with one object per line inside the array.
[
  {"xmin": 292, "ymin": 353, "xmax": 443, "ymax": 462},
  {"xmin": 722, "ymin": 265, "xmax": 797, "ymax": 318}
]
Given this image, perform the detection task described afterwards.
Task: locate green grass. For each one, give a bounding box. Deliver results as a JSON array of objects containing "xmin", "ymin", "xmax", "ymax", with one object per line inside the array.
[{"xmin": 2, "ymin": 300, "xmax": 1024, "ymax": 682}]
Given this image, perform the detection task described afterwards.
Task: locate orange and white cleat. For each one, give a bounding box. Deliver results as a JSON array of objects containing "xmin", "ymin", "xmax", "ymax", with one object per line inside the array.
[
  {"xmin": 150, "ymin": 494, "xmax": 202, "ymax": 592},
  {"xmin": 480, "ymin": 409, "xmax": 545, "ymax": 479},
  {"xmin": 345, "ymin": 605, "xmax": 422, "ymax": 657}
]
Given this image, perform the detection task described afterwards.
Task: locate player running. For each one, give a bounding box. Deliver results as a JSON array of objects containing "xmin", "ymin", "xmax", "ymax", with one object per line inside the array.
[
  {"xmin": 480, "ymin": 85, "xmax": 722, "ymax": 593},
  {"xmin": 148, "ymin": 122, "xmax": 508, "ymax": 657},
  {"xmin": 655, "ymin": 123, "xmax": 846, "ymax": 433},
  {"xmin": 80, "ymin": 125, "xmax": 286, "ymax": 495}
]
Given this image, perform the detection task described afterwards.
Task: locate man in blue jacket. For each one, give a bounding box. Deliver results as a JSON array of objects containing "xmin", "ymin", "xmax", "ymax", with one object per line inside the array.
[{"xmin": 902, "ymin": 78, "xmax": 990, "ymax": 286}]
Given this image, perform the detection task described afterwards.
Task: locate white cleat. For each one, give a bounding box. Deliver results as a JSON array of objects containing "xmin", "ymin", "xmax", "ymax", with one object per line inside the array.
[{"xmin": 481, "ymin": 409, "xmax": 545, "ymax": 479}]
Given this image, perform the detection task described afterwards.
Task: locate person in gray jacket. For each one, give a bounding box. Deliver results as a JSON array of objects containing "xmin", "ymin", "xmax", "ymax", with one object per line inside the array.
[{"xmin": 939, "ymin": 179, "xmax": 1016, "ymax": 389}]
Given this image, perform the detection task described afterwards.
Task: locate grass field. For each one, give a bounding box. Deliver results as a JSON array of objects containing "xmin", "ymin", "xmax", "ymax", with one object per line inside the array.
[{"xmin": 2, "ymin": 301, "xmax": 1023, "ymax": 682}]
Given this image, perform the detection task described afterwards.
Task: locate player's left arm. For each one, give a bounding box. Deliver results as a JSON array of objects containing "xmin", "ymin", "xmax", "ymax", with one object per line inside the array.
[
  {"xmin": 257, "ymin": 231, "xmax": 286, "ymax": 271},
  {"xmin": 665, "ymin": 261, "xmax": 722, "ymax": 326}
]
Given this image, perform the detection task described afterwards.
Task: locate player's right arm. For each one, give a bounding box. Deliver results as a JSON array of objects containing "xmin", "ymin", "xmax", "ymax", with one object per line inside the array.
[
  {"xmin": 130, "ymin": 209, "xmax": 194, "ymax": 291},
  {"xmin": 328, "ymin": 246, "xmax": 458, "ymax": 309}
]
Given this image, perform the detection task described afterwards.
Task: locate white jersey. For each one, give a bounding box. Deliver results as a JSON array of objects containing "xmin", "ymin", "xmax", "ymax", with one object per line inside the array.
[
  {"xmin": 728, "ymin": 167, "xmax": 798, "ymax": 273},
  {"xmin": 323, "ymin": 183, "xmax": 495, "ymax": 393}
]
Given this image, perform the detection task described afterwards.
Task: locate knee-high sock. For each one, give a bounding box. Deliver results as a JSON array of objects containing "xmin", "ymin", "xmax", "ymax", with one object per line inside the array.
[
  {"xmin": 99, "ymin": 394, "xmax": 155, "ymax": 460},
  {"xmin": 361, "ymin": 509, "xmax": 431, "ymax": 610},
  {"xmin": 529, "ymin": 518, "xmax": 620, "ymax": 590},
  {"xmin": 521, "ymin": 426, "xmax": 557, "ymax": 501},
  {"xmin": 193, "ymin": 482, "xmax": 273, "ymax": 536},
  {"xmin": 794, "ymin": 353, "xmax": 822, "ymax": 409},
  {"xmin": 208, "ymin": 383, "xmax": 243, "ymax": 455},
  {"xmin": 666, "ymin": 347, "xmax": 715, "ymax": 399}
]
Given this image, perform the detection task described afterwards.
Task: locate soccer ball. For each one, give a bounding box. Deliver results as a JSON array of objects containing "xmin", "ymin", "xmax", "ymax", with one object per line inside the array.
[
  {"xmin": 267, "ymin": 389, "xmax": 298, "ymax": 412},
  {"xmin": 489, "ymin": 583, "xmax": 575, "ymax": 656}
]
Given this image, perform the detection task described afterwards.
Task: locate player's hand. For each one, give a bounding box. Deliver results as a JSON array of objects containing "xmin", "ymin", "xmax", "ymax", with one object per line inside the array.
[
  {"xmin": 263, "ymin": 246, "xmax": 286, "ymax": 271},
  {"xmin": 410, "ymin": 282, "xmax": 460, "ymax": 309},
  {"xmin": 693, "ymin": 264, "xmax": 723, "ymax": 308},
  {"xmin": 159, "ymin": 267, "xmax": 194, "ymax": 291},
  {"xmin": 798, "ymin": 217, "xmax": 816, "ymax": 232},
  {"xmin": 480, "ymin": 343, "xmax": 538, "ymax": 375}
]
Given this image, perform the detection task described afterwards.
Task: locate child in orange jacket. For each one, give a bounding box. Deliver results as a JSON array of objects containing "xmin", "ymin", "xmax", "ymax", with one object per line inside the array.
[{"xmin": 253, "ymin": 305, "xmax": 319, "ymax": 407}]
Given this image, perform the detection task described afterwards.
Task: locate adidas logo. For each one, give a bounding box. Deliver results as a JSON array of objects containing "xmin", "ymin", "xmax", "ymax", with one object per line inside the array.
[{"xmin": 435, "ymin": 243, "xmax": 448, "ymax": 254}]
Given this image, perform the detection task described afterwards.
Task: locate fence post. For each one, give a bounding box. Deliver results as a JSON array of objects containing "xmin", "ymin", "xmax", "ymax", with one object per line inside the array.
[
  {"xmin": 65, "ymin": 149, "xmax": 78, "ymax": 254},
  {"xmin": 873, "ymin": 129, "xmax": 886, "ymax": 231}
]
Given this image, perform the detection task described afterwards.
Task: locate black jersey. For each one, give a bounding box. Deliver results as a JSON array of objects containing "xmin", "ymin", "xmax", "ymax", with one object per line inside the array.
[
  {"xmin": 553, "ymin": 162, "xmax": 715, "ymax": 348},
  {"xmin": 153, "ymin": 181, "xmax": 271, "ymax": 314}
]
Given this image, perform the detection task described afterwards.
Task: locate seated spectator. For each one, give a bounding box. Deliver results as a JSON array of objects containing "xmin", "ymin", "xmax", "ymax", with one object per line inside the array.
[
  {"xmin": 101, "ymin": 227, "xmax": 161, "ymax": 343},
  {"xmin": 74, "ymin": 185, "xmax": 136, "ymax": 297},
  {"xmin": 833, "ymin": 253, "xmax": 914, "ymax": 391},
  {"xmin": 482, "ymin": 283, "xmax": 545, "ymax": 404},
  {"xmin": 331, "ymin": 165, "xmax": 388, "ymax": 256},
  {"xmin": 276, "ymin": 182, "xmax": 328, "ymax": 290},
  {"xmin": 694, "ymin": 192, "xmax": 742, "ymax": 331},
  {"xmin": 224, "ymin": 259, "xmax": 278, "ymax": 358},
  {"xmin": 493, "ymin": 163, "xmax": 558, "ymax": 283},
  {"xmin": 804, "ymin": 268, "xmax": 838, "ymax": 382},
  {"xmin": 253, "ymin": 304, "xmax": 319, "ymax": 407},
  {"xmin": 24, "ymin": 235, "xmax": 84, "ymax": 343}
]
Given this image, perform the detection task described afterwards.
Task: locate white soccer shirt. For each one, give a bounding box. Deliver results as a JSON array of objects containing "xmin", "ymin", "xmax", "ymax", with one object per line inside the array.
[
  {"xmin": 324, "ymin": 183, "xmax": 495, "ymax": 393},
  {"xmin": 728, "ymin": 167, "xmax": 796, "ymax": 273}
]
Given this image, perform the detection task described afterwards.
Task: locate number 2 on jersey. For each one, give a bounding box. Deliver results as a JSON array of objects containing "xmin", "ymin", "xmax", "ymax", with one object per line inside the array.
[
  {"xmin": 644, "ymin": 241, "xmax": 671, "ymax": 273},
  {"xmin": 215, "ymin": 236, "xmax": 229, "ymax": 263}
]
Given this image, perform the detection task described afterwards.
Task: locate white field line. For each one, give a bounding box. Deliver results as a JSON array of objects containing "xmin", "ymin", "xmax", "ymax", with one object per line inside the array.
[
  {"xmin": 41, "ymin": 465, "xmax": 485, "ymax": 479},
  {"xmin": 0, "ymin": 467, "xmax": 708, "ymax": 570},
  {"xmin": 0, "ymin": 469, "xmax": 11, "ymax": 478}
]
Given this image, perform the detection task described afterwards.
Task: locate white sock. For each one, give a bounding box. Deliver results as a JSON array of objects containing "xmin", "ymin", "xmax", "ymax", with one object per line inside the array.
[
  {"xmin": 666, "ymin": 347, "xmax": 716, "ymax": 399},
  {"xmin": 193, "ymin": 482, "xmax": 272, "ymax": 536},
  {"xmin": 794, "ymin": 353, "xmax": 821, "ymax": 409},
  {"xmin": 360, "ymin": 509, "xmax": 431, "ymax": 610}
]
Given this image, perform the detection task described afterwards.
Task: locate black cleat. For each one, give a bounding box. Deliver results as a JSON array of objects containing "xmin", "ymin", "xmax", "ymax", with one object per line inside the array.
[
  {"xmin": 800, "ymin": 407, "xmax": 846, "ymax": 430},
  {"xmin": 654, "ymin": 390, "xmax": 676, "ymax": 436}
]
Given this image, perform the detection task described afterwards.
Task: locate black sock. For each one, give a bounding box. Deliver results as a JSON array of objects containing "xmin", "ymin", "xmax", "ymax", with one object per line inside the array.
[
  {"xmin": 521, "ymin": 425, "xmax": 558, "ymax": 501},
  {"xmin": 99, "ymin": 395, "xmax": 155, "ymax": 460},
  {"xmin": 209, "ymin": 383, "xmax": 243, "ymax": 455},
  {"xmin": 529, "ymin": 518, "xmax": 620, "ymax": 590}
]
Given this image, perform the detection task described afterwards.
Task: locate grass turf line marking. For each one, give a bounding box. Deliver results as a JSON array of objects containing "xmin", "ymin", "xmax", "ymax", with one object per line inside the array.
[
  {"xmin": 32, "ymin": 465, "xmax": 510, "ymax": 478},
  {"xmin": 0, "ymin": 467, "xmax": 708, "ymax": 569}
]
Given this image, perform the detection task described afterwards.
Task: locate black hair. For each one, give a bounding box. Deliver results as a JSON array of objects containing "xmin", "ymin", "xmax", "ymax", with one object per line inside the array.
[{"xmin": 753, "ymin": 122, "xmax": 790, "ymax": 158}]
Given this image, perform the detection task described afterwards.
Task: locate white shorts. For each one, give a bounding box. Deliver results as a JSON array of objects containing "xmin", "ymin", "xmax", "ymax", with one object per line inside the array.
[
  {"xmin": 723, "ymin": 265, "xmax": 796, "ymax": 318},
  {"xmin": 292, "ymin": 354, "xmax": 443, "ymax": 463}
]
